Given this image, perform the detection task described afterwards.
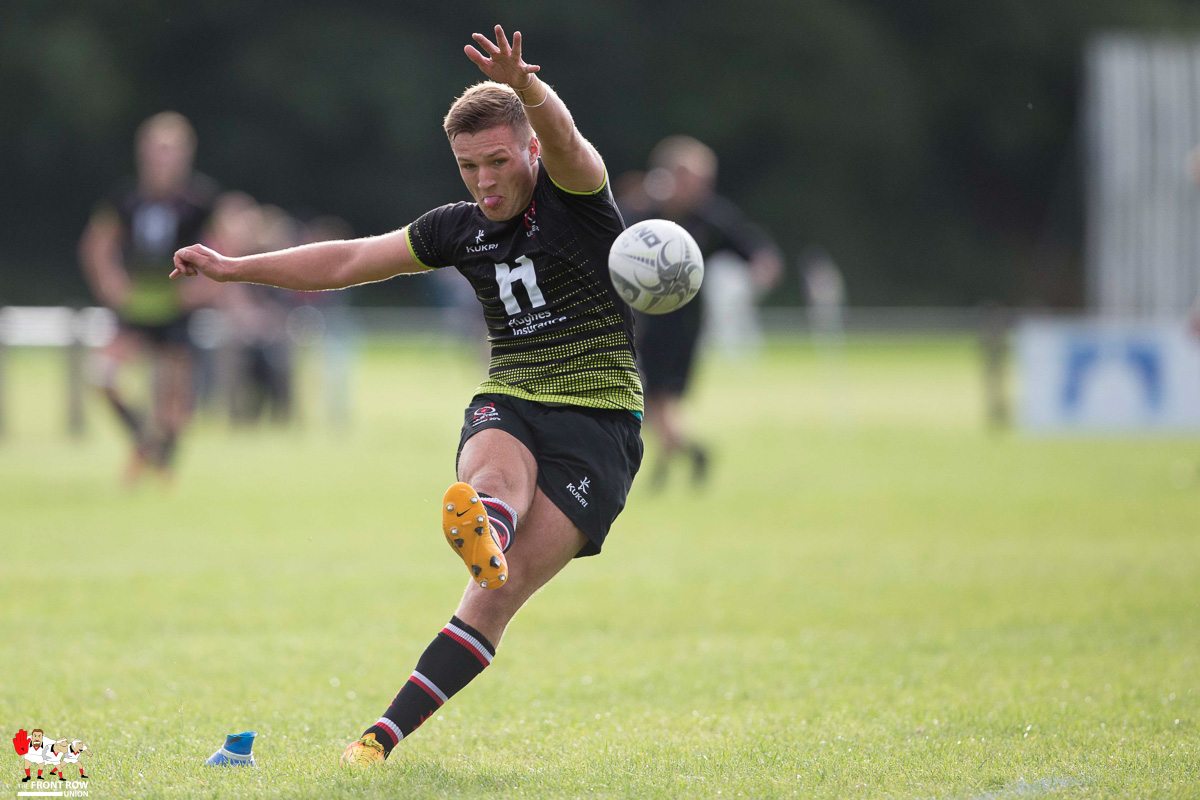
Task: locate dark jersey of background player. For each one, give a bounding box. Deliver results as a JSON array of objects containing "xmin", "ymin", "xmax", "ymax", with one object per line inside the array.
[
  {"xmin": 408, "ymin": 164, "xmax": 642, "ymax": 415},
  {"xmin": 621, "ymin": 135, "xmax": 783, "ymax": 489},
  {"xmin": 100, "ymin": 173, "xmax": 218, "ymax": 336},
  {"xmin": 630, "ymin": 193, "xmax": 777, "ymax": 397}
]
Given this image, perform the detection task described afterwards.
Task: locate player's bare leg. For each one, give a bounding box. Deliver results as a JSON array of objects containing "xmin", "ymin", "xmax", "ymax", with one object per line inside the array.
[
  {"xmin": 645, "ymin": 391, "xmax": 707, "ymax": 489},
  {"xmin": 90, "ymin": 329, "xmax": 150, "ymax": 485},
  {"xmin": 345, "ymin": 440, "xmax": 585, "ymax": 766},
  {"xmin": 149, "ymin": 344, "xmax": 194, "ymax": 481},
  {"xmin": 452, "ymin": 485, "xmax": 587, "ymax": 646},
  {"xmin": 442, "ymin": 429, "xmax": 536, "ymax": 589}
]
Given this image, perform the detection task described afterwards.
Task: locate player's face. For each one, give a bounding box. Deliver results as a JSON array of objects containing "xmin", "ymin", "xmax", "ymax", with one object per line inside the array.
[
  {"xmin": 451, "ymin": 125, "xmax": 539, "ymax": 221},
  {"xmin": 30, "ymin": 731, "xmax": 42, "ymax": 747},
  {"xmin": 138, "ymin": 128, "xmax": 194, "ymax": 195},
  {"xmin": 666, "ymin": 164, "xmax": 713, "ymax": 213}
]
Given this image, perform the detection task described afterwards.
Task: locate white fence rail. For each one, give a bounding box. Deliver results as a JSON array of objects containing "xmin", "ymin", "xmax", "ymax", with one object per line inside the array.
[
  {"xmin": 0, "ymin": 306, "xmax": 109, "ymax": 437},
  {"xmin": 0, "ymin": 304, "xmax": 1013, "ymax": 439}
]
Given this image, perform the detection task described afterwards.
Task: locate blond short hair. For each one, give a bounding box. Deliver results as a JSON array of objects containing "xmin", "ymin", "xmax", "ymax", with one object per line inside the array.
[
  {"xmin": 649, "ymin": 135, "xmax": 717, "ymax": 179},
  {"xmin": 443, "ymin": 82, "xmax": 531, "ymax": 142},
  {"xmin": 137, "ymin": 111, "xmax": 197, "ymax": 152}
]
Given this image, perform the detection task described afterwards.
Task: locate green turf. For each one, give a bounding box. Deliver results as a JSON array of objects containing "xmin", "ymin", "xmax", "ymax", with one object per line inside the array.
[{"xmin": 1, "ymin": 335, "xmax": 1197, "ymax": 798}]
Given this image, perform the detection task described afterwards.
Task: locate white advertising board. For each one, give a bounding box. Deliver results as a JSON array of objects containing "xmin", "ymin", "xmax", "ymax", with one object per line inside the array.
[{"xmin": 1017, "ymin": 318, "xmax": 1200, "ymax": 433}]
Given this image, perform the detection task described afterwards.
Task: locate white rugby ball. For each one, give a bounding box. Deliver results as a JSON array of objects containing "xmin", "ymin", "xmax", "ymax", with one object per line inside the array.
[{"xmin": 608, "ymin": 218, "xmax": 704, "ymax": 314}]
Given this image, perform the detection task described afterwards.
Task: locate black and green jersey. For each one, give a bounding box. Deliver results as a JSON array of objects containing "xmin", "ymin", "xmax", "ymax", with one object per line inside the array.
[
  {"xmin": 101, "ymin": 175, "xmax": 218, "ymax": 324},
  {"xmin": 406, "ymin": 166, "xmax": 643, "ymax": 415}
]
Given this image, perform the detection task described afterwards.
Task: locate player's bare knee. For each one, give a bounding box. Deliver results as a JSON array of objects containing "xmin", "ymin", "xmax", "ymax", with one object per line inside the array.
[
  {"xmin": 464, "ymin": 466, "xmax": 528, "ymax": 508},
  {"xmin": 87, "ymin": 351, "xmax": 121, "ymax": 390},
  {"xmin": 458, "ymin": 429, "xmax": 537, "ymax": 506}
]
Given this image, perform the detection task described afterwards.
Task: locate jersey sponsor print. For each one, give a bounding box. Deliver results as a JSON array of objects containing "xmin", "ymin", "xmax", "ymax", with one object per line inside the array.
[{"xmin": 406, "ymin": 166, "xmax": 642, "ymax": 415}]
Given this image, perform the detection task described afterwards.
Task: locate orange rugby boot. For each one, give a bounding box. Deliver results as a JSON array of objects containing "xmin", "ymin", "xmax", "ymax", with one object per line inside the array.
[
  {"xmin": 441, "ymin": 481, "xmax": 508, "ymax": 589},
  {"xmin": 339, "ymin": 733, "xmax": 385, "ymax": 767}
]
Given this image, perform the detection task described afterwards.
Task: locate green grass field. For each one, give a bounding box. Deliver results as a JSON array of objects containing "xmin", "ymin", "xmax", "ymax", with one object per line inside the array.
[{"xmin": 1, "ymin": 335, "xmax": 1197, "ymax": 798}]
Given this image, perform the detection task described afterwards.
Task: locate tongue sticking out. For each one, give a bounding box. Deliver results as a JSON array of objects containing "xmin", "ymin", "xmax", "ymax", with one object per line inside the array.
[{"xmin": 482, "ymin": 196, "xmax": 502, "ymax": 210}]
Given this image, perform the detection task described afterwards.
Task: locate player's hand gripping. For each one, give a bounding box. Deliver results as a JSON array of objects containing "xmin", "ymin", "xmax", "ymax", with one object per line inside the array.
[
  {"xmin": 170, "ymin": 243, "xmax": 235, "ymax": 282},
  {"xmin": 464, "ymin": 25, "xmax": 540, "ymax": 90}
]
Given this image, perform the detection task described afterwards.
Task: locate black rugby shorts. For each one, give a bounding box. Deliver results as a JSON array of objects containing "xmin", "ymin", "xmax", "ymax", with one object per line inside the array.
[
  {"xmin": 636, "ymin": 306, "xmax": 703, "ymax": 396},
  {"xmin": 120, "ymin": 312, "xmax": 193, "ymax": 347},
  {"xmin": 456, "ymin": 394, "xmax": 643, "ymax": 557}
]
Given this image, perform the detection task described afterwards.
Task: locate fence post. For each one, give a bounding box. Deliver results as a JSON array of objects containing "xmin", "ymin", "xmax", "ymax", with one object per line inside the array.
[
  {"xmin": 66, "ymin": 309, "xmax": 87, "ymax": 438},
  {"xmin": 0, "ymin": 324, "xmax": 6, "ymax": 439},
  {"xmin": 979, "ymin": 303, "xmax": 1011, "ymax": 431}
]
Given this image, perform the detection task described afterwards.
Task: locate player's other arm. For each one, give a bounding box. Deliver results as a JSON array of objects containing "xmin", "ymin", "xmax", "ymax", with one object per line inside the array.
[
  {"xmin": 748, "ymin": 246, "xmax": 785, "ymax": 294},
  {"xmin": 170, "ymin": 227, "xmax": 425, "ymax": 290},
  {"xmin": 79, "ymin": 207, "xmax": 131, "ymax": 308},
  {"xmin": 717, "ymin": 204, "xmax": 785, "ymax": 295},
  {"xmin": 465, "ymin": 25, "xmax": 605, "ymax": 193}
]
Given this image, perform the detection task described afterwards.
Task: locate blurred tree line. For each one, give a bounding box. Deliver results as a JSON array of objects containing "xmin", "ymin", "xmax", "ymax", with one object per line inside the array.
[{"xmin": 2, "ymin": 0, "xmax": 1199, "ymax": 308}]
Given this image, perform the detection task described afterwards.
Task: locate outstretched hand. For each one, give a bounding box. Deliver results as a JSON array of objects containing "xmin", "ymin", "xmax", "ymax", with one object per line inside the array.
[
  {"xmin": 465, "ymin": 25, "xmax": 540, "ymax": 89},
  {"xmin": 170, "ymin": 243, "xmax": 234, "ymax": 282}
]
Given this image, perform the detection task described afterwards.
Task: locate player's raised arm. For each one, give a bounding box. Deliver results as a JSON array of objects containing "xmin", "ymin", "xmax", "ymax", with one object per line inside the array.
[
  {"xmin": 170, "ymin": 227, "xmax": 424, "ymax": 290},
  {"xmin": 465, "ymin": 25, "xmax": 605, "ymax": 193}
]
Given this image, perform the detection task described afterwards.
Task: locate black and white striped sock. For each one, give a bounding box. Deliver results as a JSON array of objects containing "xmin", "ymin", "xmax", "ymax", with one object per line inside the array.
[
  {"xmin": 479, "ymin": 494, "xmax": 517, "ymax": 552},
  {"xmin": 363, "ymin": 616, "xmax": 497, "ymax": 756}
]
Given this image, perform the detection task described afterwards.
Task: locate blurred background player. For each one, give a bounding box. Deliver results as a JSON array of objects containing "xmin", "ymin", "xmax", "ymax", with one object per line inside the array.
[
  {"xmin": 195, "ymin": 190, "xmax": 289, "ymax": 424},
  {"xmin": 79, "ymin": 111, "xmax": 220, "ymax": 483},
  {"xmin": 294, "ymin": 213, "xmax": 357, "ymax": 429},
  {"xmin": 623, "ymin": 136, "xmax": 784, "ymax": 489},
  {"xmin": 227, "ymin": 199, "xmax": 301, "ymax": 425}
]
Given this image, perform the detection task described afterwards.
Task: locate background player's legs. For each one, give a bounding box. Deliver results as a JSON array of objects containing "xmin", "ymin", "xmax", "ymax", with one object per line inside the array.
[
  {"xmin": 647, "ymin": 390, "xmax": 686, "ymax": 450},
  {"xmin": 645, "ymin": 389, "xmax": 708, "ymax": 489},
  {"xmin": 149, "ymin": 343, "xmax": 194, "ymax": 473},
  {"xmin": 95, "ymin": 329, "xmax": 144, "ymax": 433},
  {"xmin": 91, "ymin": 329, "xmax": 149, "ymax": 483},
  {"xmin": 640, "ymin": 309, "xmax": 707, "ymax": 490}
]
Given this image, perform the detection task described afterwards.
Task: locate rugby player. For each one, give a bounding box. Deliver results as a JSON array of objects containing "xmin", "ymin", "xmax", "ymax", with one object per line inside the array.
[
  {"xmin": 171, "ymin": 25, "xmax": 642, "ymax": 766},
  {"xmin": 627, "ymin": 136, "xmax": 783, "ymax": 489},
  {"xmin": 80, "ymin": 112, "xmax": 220, "ymax": 483}
]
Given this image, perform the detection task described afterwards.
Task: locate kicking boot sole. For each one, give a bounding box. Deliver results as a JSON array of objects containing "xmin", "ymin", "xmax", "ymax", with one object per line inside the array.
[{"xmin": 442, "ymin": 481, "xmax": 507, "ymax": 589}]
